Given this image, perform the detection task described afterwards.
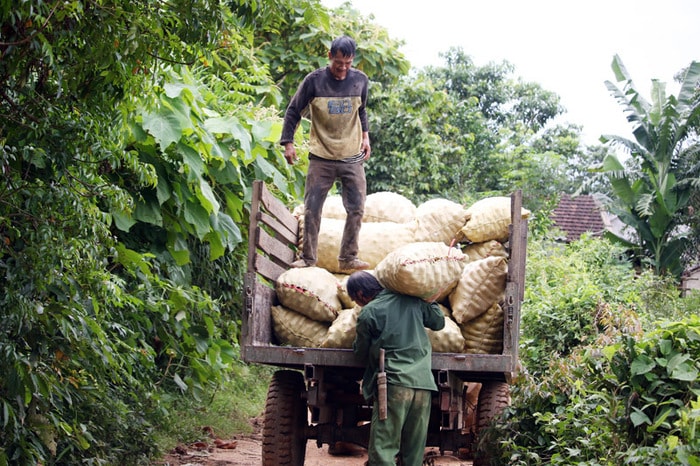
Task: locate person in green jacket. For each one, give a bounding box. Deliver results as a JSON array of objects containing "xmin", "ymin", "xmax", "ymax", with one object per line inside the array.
[{"xmin": 347, "ymin": 271, "xmax": 445, "ymax": 466}]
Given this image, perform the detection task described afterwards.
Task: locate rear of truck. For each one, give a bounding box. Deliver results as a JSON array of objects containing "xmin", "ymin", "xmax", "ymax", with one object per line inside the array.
[{"xmin": 242, "ymin": 180, "xmax": 527, "ymax": 465}]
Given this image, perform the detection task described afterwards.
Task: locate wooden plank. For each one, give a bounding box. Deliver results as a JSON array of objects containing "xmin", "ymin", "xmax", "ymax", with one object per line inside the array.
[
  {"xmin": 259, "ymin": 181, "xmax": 299, "ymax": 235},
  {"xmin": 242, "ymin": 345, "xmax": 514, "ymax": 375},
  {"xmin": 251, "ymin": 281, "xmax": 274, "ymax": 345},
  {"xmin": 256, "ymin": 227, "xmax": 296, "ymax": 264},
  {"xmin": 246, "ymin": 181, "xmax": 265, "ymax": 271},
  {"xmin": 254, "ymin": 253, "xmax": 287, "ymax": 283},
  {"xmin": 259, "ymin": 211, "xmax": 298, "ymax": 248}
]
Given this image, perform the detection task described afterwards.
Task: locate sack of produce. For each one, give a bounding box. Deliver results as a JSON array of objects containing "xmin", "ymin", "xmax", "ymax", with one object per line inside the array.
[
  {"xmin": 271, "ymin": 305, "xmax": 330, "ymax": 348},
  {"xmin": 461, "ymin": 196, "xmax": 530, "ymax": 243},
  {"xmin": 316, "ymin": 191, "xmax": 415, "ymax": 223},
  {"xmin": 462, "ymin": 240, "xmax": 508, "ymax": 263},
  {"xmin": 427, "ymin": 306, "xmax": 467, "ymax": 353},
  {"xmin": 315, "ymin": 219, "xmax": 415, "ymax": 273},
  {"xmin": 412, "ymin": 198, "xmax": 471, "ymax": 245},
  {"xmin": 363, "ymin": 191, "xmax": 416, "ymax": 223},
  {"xmin": 276, "ymin": 267, "xmax": 342, "ymax": 322},
  {"xmin": 375, "ymin": 242, "xmax": 466, "ymax": 301},
  {"xmin": 321, "ymin": 195, "xmax": 347, "ymax": 220},
  {"xmin": 461, "ymin": 302, "xmax": 504, "ymax": 354},
  {"xmin": 450, "ymin": 256, "xmax": 507, "ymax": 324},
  {"xmin": 320, "ymin": 307, "xmax": 361, "ymax": 349}
]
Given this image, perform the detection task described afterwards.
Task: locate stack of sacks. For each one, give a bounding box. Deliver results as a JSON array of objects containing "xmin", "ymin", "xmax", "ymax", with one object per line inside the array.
[
  {"xmin": 296, "ymin": 192, "xmax": 418, "ymax": 273},
  {"xmin": 271, "ymin": 192, "xmax": 530, "ymax": 355}
]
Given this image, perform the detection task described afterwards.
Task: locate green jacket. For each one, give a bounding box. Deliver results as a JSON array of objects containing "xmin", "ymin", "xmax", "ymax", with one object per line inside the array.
[{"xmin": 353, "ymin": 289, "xmax": 445, "ymax": 401}]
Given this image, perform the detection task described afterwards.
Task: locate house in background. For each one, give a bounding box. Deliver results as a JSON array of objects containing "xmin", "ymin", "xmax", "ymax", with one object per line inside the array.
[
  {"xmin": 552, "ymin": 193, "xmax": 699, "ymax": 295},
  {"xmin": 682, "ymin": 265, "xmax": 700, "ymax": 296},
  {"xmin": 551, "ymin": 194, "xmax": 616, "ymax": 242}
]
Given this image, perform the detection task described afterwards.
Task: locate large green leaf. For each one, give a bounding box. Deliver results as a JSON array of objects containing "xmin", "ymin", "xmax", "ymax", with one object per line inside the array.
[{"xmin": 142, "ymin": 111, "xmax": 184, "ymax": 152}]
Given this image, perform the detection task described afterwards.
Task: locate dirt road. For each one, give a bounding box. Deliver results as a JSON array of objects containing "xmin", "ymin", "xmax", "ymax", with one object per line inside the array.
[{"xmin": 155, "ymin": 428, "xmax": 472, "ymax": 465}]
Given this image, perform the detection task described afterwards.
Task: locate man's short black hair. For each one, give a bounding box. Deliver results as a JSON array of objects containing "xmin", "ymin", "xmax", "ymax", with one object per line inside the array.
[
  {"xmin": 331, "ymin": 35, "xmax": 356, "ymax": 57},
  {"xmin": 346, "ymin": 271, "xmax": 383, "ymax": 302}
]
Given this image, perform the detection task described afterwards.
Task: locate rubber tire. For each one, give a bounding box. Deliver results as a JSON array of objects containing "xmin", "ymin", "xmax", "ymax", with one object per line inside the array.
[
  {"xmin": 262, "ymin": 370, "xmax": 307, "ymax": 466},
  {"xmin": 473, "ymin": 381, "xmax": 510, "ymax": 466}
]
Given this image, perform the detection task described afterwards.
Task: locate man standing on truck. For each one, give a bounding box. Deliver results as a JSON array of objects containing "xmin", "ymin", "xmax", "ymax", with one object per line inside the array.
[
  {"xmin": 280, "ymin": 35, "xmax": 371, "ymax": 273},
  {"xmin": 347, "ymin": 271, "xmax": 445, "ymax": 466}
]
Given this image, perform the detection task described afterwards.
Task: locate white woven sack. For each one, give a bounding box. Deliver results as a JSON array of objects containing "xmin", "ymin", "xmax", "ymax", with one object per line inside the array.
[
  {"xmin": 271, "ymin": 305, "xmax": 329, "ymax": 348},
  {"xmin": 375, "ymin": 242, "xmax": 466, "ymax": 301},
  {"xmin": 461, "ymin": 302, "xmax": 504, "ymax": 354},
  {"xmin": 320, "ymin": 307, "xmax": 361, "ymax": 349},
  {"xmin": 412, "ymin": 198, "xmax": 471, "ymax": 244},
  {"xmin": 449, "ymin": 256, "xmax": 507, "ymax": 324},
  {"xmin": 462, "ymin": 196, "xmax": 531, "ymax": 243},
  {"xmin": 462, "ymin": 240, "xmax": 508, "ymax": 263},
  {"xmin": 316, "ymin": 219, "xmax": 415, "ymax": 273},
  {"xmin": 321, "ymin": 195, "xmax": 347, "ymax": 220},
  {"xmin": 427, "ymin": 308, "xmax": 467, "ymax": 353},
  {"xmin": 276, "ymin": 267, "xmax": 342, "ymax": 322},
  {"xmin": 363, "ymin": 192, "xmax": 417, "ymax": 223}
]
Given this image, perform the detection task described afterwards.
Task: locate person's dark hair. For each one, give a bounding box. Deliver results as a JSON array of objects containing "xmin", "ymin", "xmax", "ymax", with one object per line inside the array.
[
  {"xmin": 330, "ymin": 35, "xmax": 356, "ymax": 57},
  {"xmin": 346, "ymin": 271, "xmax": 383, "ymax": 302}
]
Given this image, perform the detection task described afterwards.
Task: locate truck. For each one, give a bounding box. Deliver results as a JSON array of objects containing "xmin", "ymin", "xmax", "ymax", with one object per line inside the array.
[{"xmin": 242, "ymin": 179, "xmax": 528, "ymax": 466}]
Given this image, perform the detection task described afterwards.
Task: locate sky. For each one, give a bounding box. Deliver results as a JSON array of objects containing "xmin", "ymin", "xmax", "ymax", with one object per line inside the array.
[{"xmin": 321, "ymin": 0, "xmax": 699, "ymax": 145}]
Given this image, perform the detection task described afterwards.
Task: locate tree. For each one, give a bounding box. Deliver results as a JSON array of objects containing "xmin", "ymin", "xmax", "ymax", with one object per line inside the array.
[{"xmin": 600, "ymin": 55, "xmax": 700, "ymax": 278}]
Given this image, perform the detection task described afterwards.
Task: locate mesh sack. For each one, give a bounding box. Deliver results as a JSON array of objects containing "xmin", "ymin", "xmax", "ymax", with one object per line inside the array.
[
  {"xmin": 321, "ymin": 195, "xmax": 347, "ymax": 220},
  {"xmin": 375, "ymin": 242, "xmax": 466, "ymax": 301},
  {"xmin": 320, "ymin": 307, "xmax": 361, "ymax": 349},
  {"xmin": 449, "ymin": 256, "xmax": 507, "ymax": 324},
  {"xmin": 427, "ymin": 306, "xmax": 467, "ymax": 353},
  {"xmin": 276, "ymin": 267, "xmax": 342, "ymax": 322},
  {"xmin": 412, "ymin": 198, "xmax": 471, "ymax": 245},
  {"xmin": 461, "ymin": 302, "xmax": 504, "ymax": 354},
  {"xmin": 271, "ymin": 305, "xmax": 329, "ymax": 348},
  {"xmin": 363, "ymin": 191, "xmax": 417, "ymax": 223},
  {"xmin": 461, "ymin": 196, "xmax": 531, "ymax": 243},
  {"xmin": 462, "ymin": 240, "xmax": 508, "ymax": 263},
  {"xmin": 316, "ymin": 219, "xmax": 415, "ymax": 273}
]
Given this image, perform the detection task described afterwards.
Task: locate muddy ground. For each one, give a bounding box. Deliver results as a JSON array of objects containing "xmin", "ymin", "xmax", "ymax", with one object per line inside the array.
[{"xmin": 153, "ymin": 417, "xmax": 472, "ymax": 466}]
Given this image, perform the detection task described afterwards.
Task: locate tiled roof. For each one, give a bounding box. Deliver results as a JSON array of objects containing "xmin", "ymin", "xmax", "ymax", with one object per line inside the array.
[{"xmin": 552, "ymin": 194, "xmax": 607, "ymax": 242}]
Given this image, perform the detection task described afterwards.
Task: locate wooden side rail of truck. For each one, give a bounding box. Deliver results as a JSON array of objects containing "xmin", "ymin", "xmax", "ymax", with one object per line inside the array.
[{"xmin": 242, "ymin": 180, "xmax": 528, "ymax": 466}]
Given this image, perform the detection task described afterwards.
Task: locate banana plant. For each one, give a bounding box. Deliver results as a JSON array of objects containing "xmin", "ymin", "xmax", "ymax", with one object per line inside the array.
[{"xmin": 600, "ymin": 55, "xmax": 700, "ymax": 278}]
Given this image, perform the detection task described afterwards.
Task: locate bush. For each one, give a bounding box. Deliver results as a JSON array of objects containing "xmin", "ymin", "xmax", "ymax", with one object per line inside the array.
[{"xmin": 482, "ymin": 235, "xmax": 700, "ymax": 465}]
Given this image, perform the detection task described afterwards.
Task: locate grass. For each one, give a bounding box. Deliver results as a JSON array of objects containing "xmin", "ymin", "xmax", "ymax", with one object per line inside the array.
[{"xmin": 153, "ymin": 361, "xmax": 274, "ymax": 452}]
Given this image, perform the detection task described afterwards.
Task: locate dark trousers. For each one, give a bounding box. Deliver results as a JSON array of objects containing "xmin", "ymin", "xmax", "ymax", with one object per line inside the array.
[
  {"xmin": 368, "ymin": 385, "xmax": 432, "ymax": 466},
  {"xmin": 301, "ymin": 156, "xmax": 366, "ymax": 265}
]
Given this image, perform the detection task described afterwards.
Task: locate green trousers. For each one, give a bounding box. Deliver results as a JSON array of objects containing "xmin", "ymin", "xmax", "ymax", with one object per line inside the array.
[{"xmin": 367, "ymin": 384, "xmax": 432, "ymax": 466}]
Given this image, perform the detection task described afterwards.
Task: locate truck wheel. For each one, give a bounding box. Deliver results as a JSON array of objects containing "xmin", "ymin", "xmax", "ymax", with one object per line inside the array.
[
  {"xmin": 262, "ymin": 370, "xmax": 307, "ymax": 466},
  {"xmin": 474, "ymin": 381, "xmax": 510, "ymax": 466}
]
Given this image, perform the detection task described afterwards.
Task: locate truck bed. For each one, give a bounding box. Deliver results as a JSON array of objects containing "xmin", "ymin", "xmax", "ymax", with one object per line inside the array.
[{"xmin": 242, "ymin": 180, "xmax": 527, "ymax": 382}]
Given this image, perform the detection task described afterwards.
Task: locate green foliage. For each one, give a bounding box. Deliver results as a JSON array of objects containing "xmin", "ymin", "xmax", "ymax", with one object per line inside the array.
[
  {"xmin": 600, "ymin": 55, "xmax": 700, "ymax": 278},
  {"xmin": 0, "ymin": 0, "xmax": 414, "ymax": 463},
  {"xmin": 485, "ymin": 234, "xmax": 700, "ymax": 465},
  {"xmin": 521, "ymin": 235, "xmax": 643, "ymax": 371}
]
